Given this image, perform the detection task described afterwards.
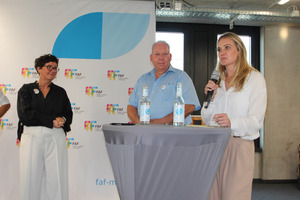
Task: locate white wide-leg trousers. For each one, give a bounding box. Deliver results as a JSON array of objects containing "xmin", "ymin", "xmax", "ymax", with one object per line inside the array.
[{"xmin": 20, "ymin": 126, "xmax": 68, "ymax": 200}]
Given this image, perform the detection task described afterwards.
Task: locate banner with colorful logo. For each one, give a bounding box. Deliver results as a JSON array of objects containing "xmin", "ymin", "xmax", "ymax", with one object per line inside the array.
[{"xmin": 0, "ymin": 1, "xmax": 155, "ymax": 199}]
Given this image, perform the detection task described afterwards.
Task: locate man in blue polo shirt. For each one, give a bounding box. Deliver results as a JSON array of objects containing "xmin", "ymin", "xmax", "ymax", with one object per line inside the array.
[{"xmin": 127, "ymin": 41, "xmax": 200, "ymax": 125}]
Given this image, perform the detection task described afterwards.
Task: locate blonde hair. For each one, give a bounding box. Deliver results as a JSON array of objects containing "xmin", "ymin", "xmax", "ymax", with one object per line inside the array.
[{"xmin": 217, "ymin": 32, "xmax": 257, "ymax": 91}]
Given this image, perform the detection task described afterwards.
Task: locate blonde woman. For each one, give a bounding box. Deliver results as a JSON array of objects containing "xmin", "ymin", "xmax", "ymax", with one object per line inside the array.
[{"xmin": 201, "ymin": 32, "xmax": 267, "ymax": 200}]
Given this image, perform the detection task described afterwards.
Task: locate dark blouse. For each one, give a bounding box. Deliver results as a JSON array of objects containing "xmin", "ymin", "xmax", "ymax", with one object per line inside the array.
[{"xmin": 17, "ymin": 81, "xmax": 73, "ymax": 140}]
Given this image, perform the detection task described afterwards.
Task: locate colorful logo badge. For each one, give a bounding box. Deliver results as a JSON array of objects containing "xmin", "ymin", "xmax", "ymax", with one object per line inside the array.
[
  {"xmin": 0, "ymin": 119, "xmax": 14, "ymax": 130},
  {"xmin": 71, "ymin": 103, "xmax": 84, "ymax": 114},
  {"xmin": 0, "ymin": 119, "xmax": 7, "ymax": 129},
  {"xmin": 84, "ymin": 121, "xmax": 95, "ymax": 131},
  {"xmin": 85, "ymin": 86, "xmax": 97, "ymax": 96},
  {"xmin": 0, "ymin": 84, "xmax": 17, "ymax": 95},
  {"xmin": 84, "ymin": 120, "xmax": 102, "ymax": 132},
  {"xmin": 66, "ymin": 137, "xmax": 74, "ymax": 148},
  {"xmin": 16, "ymin": 139, "xmax": 20, "ymax": 147},
  {"xmin": 106, "ymin": 104, "xmax": 125, "ymax": 115},
  {"xmin": 0, "ymin": 84, "xmax": 8, "ymax": 95},
  {"xmin": 85, "ymin": 86, "xmax": 105, "ymax": 97},
  {"xmin": 21, "ymin": 68, "xmax": 31, "ymax": 78},
  {"xmin": 21, "ymin": 67, "xmax": 38, "ymax": 78},
  {"xmin": 128, "ymin": 88, "xmax": 134, "ymax": 95},
  {"xmin": 65, "ymin": 69, "xmax": 85, "ymax": 79},
  {"xmin": 66, "ymin": 137, "xmax": 82, "ymax": 149},
  {"xmin": 65, "ymin": 69, "xmax": 74, "ymax": 79},
  {"xmin": 107, "ymin": 70, "xmax": 119, "ymax": 80},
  {"xmin": 106, "ymin": 104, "xmax": 117, "ymax": 114},
  {"xmin": 107, "ymin": 70, "xmax": 127, "ymax": 81}
]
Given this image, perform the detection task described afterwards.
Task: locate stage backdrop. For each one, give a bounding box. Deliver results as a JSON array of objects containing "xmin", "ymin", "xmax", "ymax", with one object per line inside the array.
[{"xmin": 0, "ymin": 1, "xmax": 155, "ymax": 199}]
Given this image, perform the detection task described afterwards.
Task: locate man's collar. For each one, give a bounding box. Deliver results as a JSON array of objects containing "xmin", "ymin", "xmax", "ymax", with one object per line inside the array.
[
  {"xmin": 152, "ymin": 65, "xmax": 175, "ymax": 74},
  {"xmin": 167, "ymin": 65, "xmax": 176, "ymax": 72}
]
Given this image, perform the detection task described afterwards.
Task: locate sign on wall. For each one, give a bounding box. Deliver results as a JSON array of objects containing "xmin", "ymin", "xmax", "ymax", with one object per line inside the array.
[{"xmin": 0, "ymin": 1, "xmax": 155, "ymax": 199}]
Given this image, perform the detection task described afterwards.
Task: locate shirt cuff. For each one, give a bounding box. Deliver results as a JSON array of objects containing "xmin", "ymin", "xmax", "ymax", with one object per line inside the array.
[{"xmin": 230, "ymin": 118, "xmax": 238, "ymax": 135}]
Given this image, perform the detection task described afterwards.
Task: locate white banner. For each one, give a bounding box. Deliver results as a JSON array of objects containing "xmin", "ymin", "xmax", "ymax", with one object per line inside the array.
[{"xmin": 0, "ymin": 1, "xmax": 155, "ymax": 199}]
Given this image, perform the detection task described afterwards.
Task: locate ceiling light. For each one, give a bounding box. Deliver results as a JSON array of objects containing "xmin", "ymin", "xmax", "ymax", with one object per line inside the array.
[{"xmin": 277, "ymin": 0, "xmax": 289, "ymax": 5}]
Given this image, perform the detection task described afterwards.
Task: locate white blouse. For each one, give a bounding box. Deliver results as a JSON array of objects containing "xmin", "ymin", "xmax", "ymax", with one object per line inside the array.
[{"xmin": 201, "ymin": 70, "xmax": 267, "ymax": 140}]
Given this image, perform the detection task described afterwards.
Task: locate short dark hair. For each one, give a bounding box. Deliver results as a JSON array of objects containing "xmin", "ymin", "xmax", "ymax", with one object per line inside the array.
[{"xmin": 34, "ymin": 54, "xmax": 59, "ymax": 73}]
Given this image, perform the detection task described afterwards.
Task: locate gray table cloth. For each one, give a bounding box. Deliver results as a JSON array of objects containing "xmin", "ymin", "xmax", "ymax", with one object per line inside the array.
[{"xmin": 103, "ymin": 124, "xmax": 231, "ymax": 200}]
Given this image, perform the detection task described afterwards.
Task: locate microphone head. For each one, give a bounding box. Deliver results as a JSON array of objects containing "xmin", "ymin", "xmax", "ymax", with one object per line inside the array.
[{"xmin": 211, "ymin": 70, "xmax": 220, "ymax": 81}]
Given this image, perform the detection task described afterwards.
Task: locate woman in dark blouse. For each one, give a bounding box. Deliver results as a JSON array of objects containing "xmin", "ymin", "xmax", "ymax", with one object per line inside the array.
[{"xmin": 17, "ymin": 54, "xmax": 72, "ymax": 200}]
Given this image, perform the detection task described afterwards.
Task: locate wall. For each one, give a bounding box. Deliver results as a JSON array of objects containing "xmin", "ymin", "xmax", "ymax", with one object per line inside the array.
[
  {"xmin": 0, "ymin": 1, "xmax": 155, "ymax": 199},
  {"xmin": 262, "ymin": 25, "xmax": 300, "ymax": 180}
]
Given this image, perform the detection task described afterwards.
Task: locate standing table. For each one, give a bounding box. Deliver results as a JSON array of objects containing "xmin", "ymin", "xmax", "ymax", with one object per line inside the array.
[{"xmin": 103, "ymin": 124, "xmax": 230, "ymax": 200}]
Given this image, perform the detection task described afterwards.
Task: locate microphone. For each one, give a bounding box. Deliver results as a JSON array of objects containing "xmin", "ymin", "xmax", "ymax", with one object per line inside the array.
[{"xmin": 204, "ymin": 70, "xmax": 220, "ymax": 108}]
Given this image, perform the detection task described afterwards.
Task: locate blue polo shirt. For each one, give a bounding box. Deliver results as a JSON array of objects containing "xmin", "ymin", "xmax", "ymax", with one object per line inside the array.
[{"xmin": 128, "ymin": 66, "xmax": 200, "ymax": 125}]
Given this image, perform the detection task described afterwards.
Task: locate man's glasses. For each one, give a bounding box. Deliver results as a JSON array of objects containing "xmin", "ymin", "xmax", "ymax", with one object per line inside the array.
[{"xmin": 45, "ymin": 65, "xmax": 59, "ymax": 72}]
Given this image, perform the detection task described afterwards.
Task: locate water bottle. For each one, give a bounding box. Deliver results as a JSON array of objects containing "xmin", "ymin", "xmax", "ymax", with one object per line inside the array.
[
  {"xmin": 173, "ymin": 82, "xmax": 185, "ymax": 126},
  {"xmin": 139, "ymin": 84, "xmax": 150, "ymax": 125}
]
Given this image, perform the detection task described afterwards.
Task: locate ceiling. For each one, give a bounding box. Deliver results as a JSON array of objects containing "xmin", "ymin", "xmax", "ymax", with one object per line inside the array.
[{"xmin": 149, "ymin": 0, "xmax": 300, "ymax": 26}]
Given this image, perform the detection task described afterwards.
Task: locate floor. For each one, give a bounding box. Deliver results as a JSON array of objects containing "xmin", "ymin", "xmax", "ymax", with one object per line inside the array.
[{"xmin": 252, "ymin": 182, "xmax": 300, "ymax": 200}]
